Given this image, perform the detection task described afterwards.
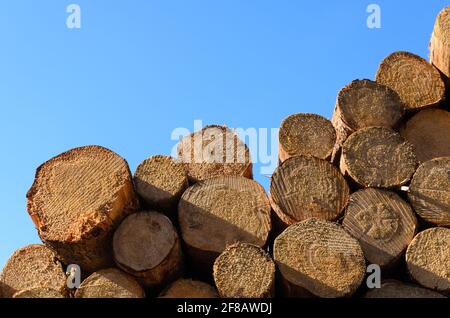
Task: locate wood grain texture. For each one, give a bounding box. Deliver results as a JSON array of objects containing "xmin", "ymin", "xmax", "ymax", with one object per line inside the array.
[
  {"xmin": 159, "ymin": 279, "xmax": 218, "ymax": 298},
  {"xmin": 12, "ymin": 288, "xmax": 66, "ymax": 298},
  {"xmin": 430, "ymin": 7, "xmax": 450, "ymax": 88},
  {"xmin": 363, "ymin": 280, "xmax": 446, "ymax": 298}
]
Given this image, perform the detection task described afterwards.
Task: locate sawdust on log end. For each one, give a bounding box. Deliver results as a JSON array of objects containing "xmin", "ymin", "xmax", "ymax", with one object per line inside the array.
[
  {"xmin": 363, "ymin": 280, "xmax": 446, "ymax": 298},
  {"xmin": 177, "ymin": 125, "xmax": 252, "ymax": 183},
  {"xmin": 376, "ymin": 51, "xmax": 445, "ymax": 111},
  {"xmin": 159, "ymin": 279, "xmax": 218, "ymax": 298},
  {"xmin": 279, "ymin": 113, "xmax": 336, "ymax": 162},
  {"xmin": 270, "ymin": 156, "xmax": 349, "ymax": 229},
  {"xmin": 113, "ymin": 211, "xmax": 183, "ymax": 289},
  {"xmin": 26, "ymin": 145, "xmax": 139, "ymax": 273},
  {"xmin": 12, "ymin": 288, "xmax": 66, "ymax": 298},
  {"xmin": 343, "ymin": 188, "xmax": 417, "ymax": 268},
  {"xmin": 340, "ymin": 127, "xmax": 417, "ymax": 189},
  {"xmin": 75, "ymin": 268, "xmax": 145, "ymax": 298},
  {"xmin": 406, "ymin": 227, "xmax": 450, "ymax": 293},
  {"xmin": 274, "ymin": 218, "xmax": 366, "ymax": 298},
  {"xmin": 213, "ymin": 242, "xmax": 275, "ymax": 298},
  {"xmin": 0, "ymin": 244, "xmax": 67, "ymax": 298}
]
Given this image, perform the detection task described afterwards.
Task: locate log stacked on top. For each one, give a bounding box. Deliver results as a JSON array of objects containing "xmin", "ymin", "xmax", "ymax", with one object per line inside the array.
[{"xmin": 1, "ymin": 6, "xmax": 450, "ymax": 299}]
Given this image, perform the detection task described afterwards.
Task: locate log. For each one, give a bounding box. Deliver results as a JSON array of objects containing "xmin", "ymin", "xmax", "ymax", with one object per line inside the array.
[
  {"xmin": 26, "ymin": 146, "xmax": 139, "ymax": 273},
  {"xmin": 113, "ymin": 211, "xmax": 184, "ymax": 289},
  {"xmin": 13, "ymin": 288, "xmax": 65, "ymax": 298},
  {"xmin": 342, "ymin": 188, "xmax": 417, "ymax": 269},
  {"xmin": 430, "ymin": 7, "xmax": 450, "ymax": 90},
  {"xmin": 134, "ymin": 155, "xmax": 188, "ymax": 216},
  {"xmin": 400, "ymin": 109, "xmax": 450, "ymax": 163},
  {"xmin": 75, "ymin": 268, "xmax": 145, "ymax": 298},
  {"xmin": 376, "ymin": 51, "xmax": 445, "ymax": 111},
  {"xmin": 340, "ymin": 127, "xmax": 417, "ymax": 189},
  {"xmin": 273, "ymin": 218, "xmax": 366, "ymax": 298},
  {"xmin": 213, "ymin": 242, "xmax": 275, "ymax": 298},
  {"xmin": 177, "ymin": 125, "xmax": 252, "ymax": 183},
  {"xmin": 178, "ymin": 176, "xmax": 271, "ymax": 276},
  {"xmin": 331, "ymin": 79, "xmax": 405, "ymax": 162},
  {"xmin": 270, "ymin": 155, "xmax": 349, "ymax": 230},
  {"xmin": 279, "ymin": 113, "xmax": 336, "ymax": 162},
  {"xmin": 408, "ymin": 157, "xmax": 450, "ymax": 226},
  {"xmin": 0, "ymin": 244, "xmax": 67, "ymax": 298},
  {"xmin": 363, "ymin": 280, "xmax": 446, "ymax": 298},
  {"xmin": 406, "ymin": 227, "xmax": 450, "ymax": 293},
  {"xmin": 159, "ymin": 279, "xmax": 218, "ymax": 298}
]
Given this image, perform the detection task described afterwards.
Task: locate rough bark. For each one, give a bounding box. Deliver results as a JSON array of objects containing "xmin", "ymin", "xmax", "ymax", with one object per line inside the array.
[{"xmin": 363, "ymin": 280, "xmax": 446, "ymax": 298}]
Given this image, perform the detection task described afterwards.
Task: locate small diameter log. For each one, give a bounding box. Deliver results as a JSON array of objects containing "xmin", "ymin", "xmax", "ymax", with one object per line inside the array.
[
  {"xmin": 279, "ymin": 113, "xmax": 336, "ymax": 162},
  {"xmin": 159, "ymin": 279, "xmax": 218, "ymax": 298},
  {"xmin": 177, "ymin": 125, "xmax": 252, "ymax": 183},
  {"xmin": 13, "ymin": 288, "xmax": 65, "ymax": 299},
  {"xmin": 26, "ymin": 146, "xmax": 139, "ymax": 273},
  {"xmin": 213, "ymin": 243, "xmax": 276, "ymax": 298},
  {"xmin": 406, "ymin": 228, "xmax": 450, "ymax": 293},
  {"xmin": 363, "ymin": 280, "xmax": 446, "ymax": 298},
  {"xmin": 270, "ymin": 156, "xmax": 349, "ymax": 230},
  {"xmin": 75, "ymin": 268, "xmax": 145, "ymax": 298},
  {"xmin": 273, "ymin": 218, "xmax": 366, "ymax": 298},
  {"xmin": 408, "ymin": 157, "xmax": 450, "ymax": 226},
  {"xmin": 113, "ymin": 211, "xmax": 183, "ymax": 289},
  {"xmin": 400, "ymin": 109, "xmax": 450, "ymax": 163},
  {"xmin": 331, "ymin": 79, "xmax": 405, "ymax": 162},
  {"xmin": 134, "ymin": 155, "xmax": 188, "ymax": 215},
  {"xmin": 0, "ymin": 244, "xmax": 67, "ymax": 298},
  {"xmin": 340, "ymin": 127, "xmax": 417, "ymax": 189},
  {"xmin": 430, "ymin": 7, "xmax": 450, "ymax": 89},
  {"xmin": 178, "ymin": 176, "xmax": 271, "ymax": 275},
  {"xmin": 376, "ymin": 51, "xmax": 445, "ymax": 111},
  {"xmin": 342, "ymin": 188, "xmax": 417, "ymax": 269}
]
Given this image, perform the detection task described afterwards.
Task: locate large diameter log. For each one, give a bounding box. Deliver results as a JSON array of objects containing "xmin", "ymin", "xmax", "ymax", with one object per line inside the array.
[
  {"xmin": 340, "ymin": 127, "xmax": 417, "ymax": 189},
  {"xmin": 26, "ymin": 146, "xmax": 139, "ymax": 273},
  {"xmin": 270, "ymin": 156, "xmax": 349, "ymax": 230},
  {"xmin": 113, "ymin": 211, "xmax": 183, "ymax": 289},
  {"xmin": 13, "ymin": 288, "xmax": 66, "ymax": 299},
  {"xmin": 430, "ymin": 7, "xmax": 450, "ymax": 88},
  {"xmin": 400, "ymin": 109, "xmax": 450, "ymax": 163},
  {"xmin": 134, "ymin": 155, "xmax": 188, "ymax": 216},
  {"xmin": 177, "ymin": 125, "xmax": 252, "ymax": 183},
  {"xmin": 363, "ymin": 280, "xmax": 446, "ymax": 298},
  {"xmin": 273, "ymin": 218, "xmax": 366, "ymax": 298},
  {"xmin": 75, "ymin": 268, "xmax": 145, "ymax": 298},
  {"xmin": 342, "ymin": 188, "xmax": 417, "ymax": 269},
  {"xmin": 213, "ymin": 243, "xmax": 276, "ymax": 298},
  {"xmin": 0, "ymin": 244, "xmax": 67, "ymax": 298},
  {"xmin": 376, "ymin": 51, "xmax": 445, "ymax": 111},
  {"xmin": 406, "ymin": 228, "xmax": 450, "ymax": 293},
  {"xmin": 331, "ymin": 79, "xmax": 405, "ymax": 162},
  {"xmin": 279, "ymin": 113, "xmax": 336, "ymax": 162},
  {"xmin": 178, "ymin": 176, "xmax": 271, "ymax": 275},
  {"xmin": 408, "ymin": 157, "xmax": 450, "ymax": 226},
  {"xmin": 159, "ymin": 279, "xmax": 218, "ymax": 298}
]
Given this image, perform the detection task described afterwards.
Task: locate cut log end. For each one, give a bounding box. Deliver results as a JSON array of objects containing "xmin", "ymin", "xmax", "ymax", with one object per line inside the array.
[
  {"xmin": 430, "ymin": 7, "xmax": 450, "ymax": 85},
  {"xmin": 113, "ymin": 211, "xmax": 184, "ymax": 289},
  {"xmin": 279, "ymin": 113, "xmax": 336, "ymax": 162},
  {"xmin": 274, "ymin": 218, "xmax": 366, "ymax": 298},
  {"xmin": 343, "ymin": 188, "xmax": 417, "ymax": 268},
  {"xmin": 178, "ymin": 176, "xmax": 272, "ymax": 276},
  {"xmin": 376, "ymin": 51, "xmax": 445, "ymax": 111},
  {"xmin": 408, "ymin": 156, "xmax": 450, "ymax": 226},
  {"xmin": 75, "ymin": 268, "xmax": 145, "ymax": 298},
  {"xmin": 400, "ymin": 109, "xmax": 450, "ymax": 163},
  {"xmin": 340, "ymin": 127, "xmax": 417, "ymax": 189},
  {"xmin": 177, "ymin": 125, "xmax": 252, "ymax": 183},
  {"xmin": 213, "ymin": 243, "xmax": 275, "ymax": 298},
  {"xmin": 12, "ymin": 288, "xmax": 66, "ymax": 299},
  {"xmin": 0, "ymin": 244, "xmax": 67, "ymax": 298},
  {"xmin": 159, "ymin": 279, "xmax": 218, "ymax": 298},
  {"xmin": 26, "ymin": 145, "xmax": 139, "ymax": 272},
  {"xmin": 270, "ymin": 156, "xmax": 349, "ymax": 225},
  {"xmin": 406, "ymin": 228, "xmax": 450, "ymax": 293},
  {"xmin": 363, "ymin": 280, "xmax": 446, "ymax": 298},
  {"xmin": 134, "ymin": 155, "xmax": 188, "ymax": 213}
]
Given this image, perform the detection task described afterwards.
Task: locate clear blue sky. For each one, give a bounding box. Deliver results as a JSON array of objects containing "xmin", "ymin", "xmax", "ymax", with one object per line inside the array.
[{"xmin": 0, "ymin": 0, "xmax": 447, "ymax": 268}]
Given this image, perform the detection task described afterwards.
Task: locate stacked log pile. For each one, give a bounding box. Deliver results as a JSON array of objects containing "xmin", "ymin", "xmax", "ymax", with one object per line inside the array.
[{"xmin": 1, "ymin": 7, "xmax": 450, "ymax": 299}]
